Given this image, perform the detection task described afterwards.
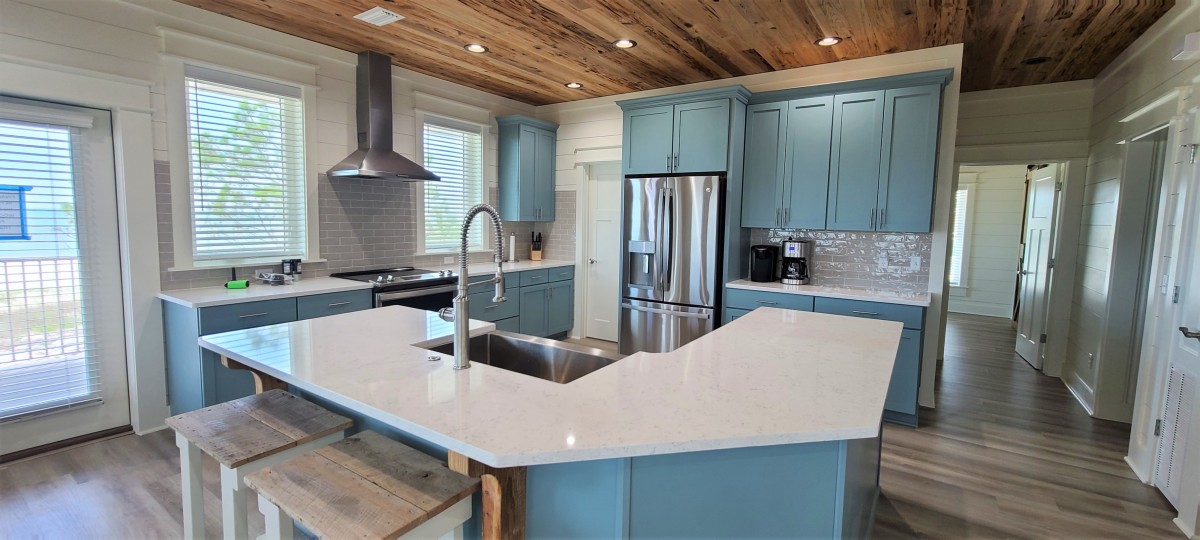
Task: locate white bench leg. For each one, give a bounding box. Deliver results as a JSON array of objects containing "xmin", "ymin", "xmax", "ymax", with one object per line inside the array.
[
  {"xmin": 221, "ymin": 463, "xmax": 248, "ymax": 540},
  {"xmin": 176, "ymin": 432, "xmax": 205, "ymax": 540},
  {"xmin": 257, "ymin": 493, "xmax": 293, "ymax": 540},
  {"xmin": 399, "ymin": 497, "xmax": 472, "ymax": 540}
]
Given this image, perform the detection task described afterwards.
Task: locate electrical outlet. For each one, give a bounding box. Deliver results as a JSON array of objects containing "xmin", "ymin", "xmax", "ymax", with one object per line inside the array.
[
  {"xmin": 443, "ymin": 256, "xmax": 455, "ymax": 264},
  {"xmin": 255, "ymin": 269, "xmax": 273, "ymax": 280},
  {"xmin": 1087, "ymin": 353, "xmax": 1095, "ymax": 369}
]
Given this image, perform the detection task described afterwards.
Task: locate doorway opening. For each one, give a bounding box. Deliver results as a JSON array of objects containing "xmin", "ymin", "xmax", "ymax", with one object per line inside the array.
[{"xmin": 949, "ymin": 162, "xmax": 1069, "ymax": 372}]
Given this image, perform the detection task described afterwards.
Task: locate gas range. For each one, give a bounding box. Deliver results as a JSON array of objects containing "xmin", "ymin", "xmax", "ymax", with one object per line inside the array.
[{"xmin": 330, "ymin": 267, "xmax": 456, "ymax": 292}]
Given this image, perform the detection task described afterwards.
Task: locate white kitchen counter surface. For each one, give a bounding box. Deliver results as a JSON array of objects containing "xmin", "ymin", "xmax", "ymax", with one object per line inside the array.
[
  {"xmin": 200, "ymin": 305, "xmax": 901, "ymax": 468},
  {"xmin": 159, "ymin": 277, "xmax": 375, "ymax": 309},
  {"xmin": 727, "ymin": 279, "xmax": 931, "ymax": 307}
]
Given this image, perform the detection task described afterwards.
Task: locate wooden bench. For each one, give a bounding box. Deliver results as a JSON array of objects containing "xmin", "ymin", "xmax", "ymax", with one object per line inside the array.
[
  {"xmin": 244, "ymin": 430, "xmax": 498, "ymax": 540},
  {"xmin": 165, "ymin": 389, "xmax": 352, "ymax": 540}
]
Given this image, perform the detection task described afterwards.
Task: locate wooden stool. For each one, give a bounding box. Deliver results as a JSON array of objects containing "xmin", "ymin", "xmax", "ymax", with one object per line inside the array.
[
  {"xmin": 244, "ymin": 431, "xmax": 493, "ymax": 540},
  {"xmin": 165, "ymin": 389, "xmax": 352, "ymax": 540}
]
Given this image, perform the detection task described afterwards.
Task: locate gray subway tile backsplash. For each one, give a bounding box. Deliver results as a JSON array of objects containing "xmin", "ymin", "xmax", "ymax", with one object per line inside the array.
[{"xmin": 749, "ymin": 228, "xmax": 931, "ymax": 294}]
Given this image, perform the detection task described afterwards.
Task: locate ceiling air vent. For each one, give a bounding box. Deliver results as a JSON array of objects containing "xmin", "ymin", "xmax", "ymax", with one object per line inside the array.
[{"xmin": 354, "ymin": 7, "xmax": 404, "ymax": 26}]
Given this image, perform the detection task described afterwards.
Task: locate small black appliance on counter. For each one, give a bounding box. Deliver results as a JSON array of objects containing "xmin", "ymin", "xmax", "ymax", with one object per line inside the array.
[{"xmin": 749, "ymin": 245, "xmax": 778, "ymax": 282}]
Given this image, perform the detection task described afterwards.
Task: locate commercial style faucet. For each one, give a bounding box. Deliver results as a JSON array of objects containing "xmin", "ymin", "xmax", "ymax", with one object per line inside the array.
[{"xmin": 438, "ymin": 203, "xmax": 506, "ymax": 369}]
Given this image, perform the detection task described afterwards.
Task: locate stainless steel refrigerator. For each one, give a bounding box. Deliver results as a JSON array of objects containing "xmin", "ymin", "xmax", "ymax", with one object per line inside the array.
[{"xmin": 619, "ymin": 175, "xmax": 724, "ymax": 355}]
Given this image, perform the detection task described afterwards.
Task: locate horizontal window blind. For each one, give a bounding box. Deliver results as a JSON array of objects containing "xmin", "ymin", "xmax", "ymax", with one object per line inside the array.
[
  {"xmin": 949, "ymin": 187, "xmax": 969, "ymax": 286},
  {"xmin": 0, "ymin": 118, "xmax": 101, "ymax": 421},
  {"xmin": 185, "ymin": 67, "xmax": 307, "ymax": 263},
  {"xmin": 423, "ymin": 119, "xmax": 483, "ymax": 252}
]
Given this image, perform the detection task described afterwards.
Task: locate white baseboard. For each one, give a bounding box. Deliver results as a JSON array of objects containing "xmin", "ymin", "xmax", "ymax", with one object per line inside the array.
[
  {"xmin": 1124, "ymin": 455, "xmax": 1152, "ymax": 484},
  {"xmin": 1173, "ymin": 516, "xmax": 1195, "ymax": 539}
]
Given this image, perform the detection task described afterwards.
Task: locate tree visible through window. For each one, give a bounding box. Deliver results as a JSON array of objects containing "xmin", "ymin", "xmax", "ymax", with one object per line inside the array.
[
  {"xmin": 422, "ymin": 117, "xmax": 483, "ymax": 252},
  {"xmin": 184, "ymin": 66, "xmax": 307, "ymax": 264}
]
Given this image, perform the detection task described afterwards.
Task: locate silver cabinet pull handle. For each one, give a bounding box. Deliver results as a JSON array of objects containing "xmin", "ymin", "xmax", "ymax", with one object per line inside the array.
[
  {"xmin": 757, "ymin": 300, "xmax": 778, "ymax": 305},
  {"xmin": 880, "ymin": 208, "xmax": 886, "ymax": 226},
  {"xmin": 238, "ymin": 312, "xmax": 268, "ymax": 319},
  {"xmin": 851, "ymin": 310, "xmax": 881, "ymax": 316},
  {"xmin": 328, "ymin": 301, "xmax": 352, "ymax": 307},
  {"xmin": 1180, "ymin": 327, "xmax": 1200, "ymax": 340},
  {"xmin": 666, "ymin": 155, "xmax": 672, "ymax": 171},
  {"xmin": 484, "ymin": 304, "xmax": 498, "ymax": 310},
  {"xmin": 673, "ymin": 152, "xmax": 679, "ymax": 169},
  {"xmin": 776, "ymin": 208, "xmax": 781, "ymax": 227}
]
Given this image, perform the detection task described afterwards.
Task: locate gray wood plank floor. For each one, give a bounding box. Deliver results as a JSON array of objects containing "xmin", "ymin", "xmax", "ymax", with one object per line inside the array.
[{"xmin": 0, "ymin": 314, "xmax": 1181, "ymax": 538}]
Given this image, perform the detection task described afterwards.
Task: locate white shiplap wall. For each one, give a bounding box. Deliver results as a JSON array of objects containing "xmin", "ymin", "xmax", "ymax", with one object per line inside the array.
[
  {"xmin": 536, "ymin": 45, "xmax": 965, "ymax": 409},
  {"xmin": 950, "ymin": 165, "xmax": 1027, "ymax": 318}
]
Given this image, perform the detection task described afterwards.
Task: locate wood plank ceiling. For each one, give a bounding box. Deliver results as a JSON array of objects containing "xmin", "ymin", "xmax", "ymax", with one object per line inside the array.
[{"xmin": 175, "ymin": 0, "xmax": 1175, "ymax": 105}]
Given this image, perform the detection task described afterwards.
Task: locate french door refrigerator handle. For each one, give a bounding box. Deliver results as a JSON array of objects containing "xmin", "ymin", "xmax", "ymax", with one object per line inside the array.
[
  {"xmin": 663, "ymin": 187, "xmax": 674, "ymax": 293},
  {"xmin": 621, "ymin": 303, "xmax": 711, "ymax": 320},
  {"xmin": 654, "ymin": 185, "xmax": 667, "ymax": 293}
]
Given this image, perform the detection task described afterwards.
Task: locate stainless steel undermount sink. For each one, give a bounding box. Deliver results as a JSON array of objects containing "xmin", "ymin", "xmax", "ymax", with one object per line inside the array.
[{"xmin": 424, "ymin": 331, "xmax": 623, "ymax": 384}]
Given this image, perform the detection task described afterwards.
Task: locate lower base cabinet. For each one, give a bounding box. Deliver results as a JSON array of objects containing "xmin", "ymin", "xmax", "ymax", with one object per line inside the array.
[
  {"xmin": 724, "ymin": 286, "xmax": 924, "ymax": 426},
  {"xmin": 520, "ymin": 279, "xmax": 574, "ymax": 338}
]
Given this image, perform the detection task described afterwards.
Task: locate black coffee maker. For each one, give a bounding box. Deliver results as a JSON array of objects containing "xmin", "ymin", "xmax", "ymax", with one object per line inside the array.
[{"xmin": 749, "ymin": 245, "xmax": 778, "ymax": 282}]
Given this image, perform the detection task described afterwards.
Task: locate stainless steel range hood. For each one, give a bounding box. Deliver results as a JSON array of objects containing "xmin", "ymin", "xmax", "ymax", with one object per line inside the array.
[{"xmin": 326, "ymin": 51, "xmax": 439, "ymax": 181}]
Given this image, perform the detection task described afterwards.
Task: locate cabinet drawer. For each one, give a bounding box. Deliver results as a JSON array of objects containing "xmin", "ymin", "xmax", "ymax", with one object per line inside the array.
[
  {"xmin": 725, "ymin": 288, "xmax": 814, "ymax": 312},
  {"xmin": 468, "ymin": 290, "xmax": 520, "ymax": 322},
  {"xmin": 296, "ymin": 290, "xmax": 372, "ymax": 320},
  {"xmin": 813, "ymin": 297, "xmax": 923, "ymax": 330},
  {"xmin": 198, "ymin": 298, "xmax": 297, "ymax": 335},
  {"xmin": 520, "ymin": 269, "xmax": 550, "ymax": 287},
  {"xmin": 468, "ymin": 271, "xmax": 516, "ymax": 295},
  {"xmin": 723, "ymin": 308, "xmax": 753, "ymax": 325},
  {"xmin": 547, "ymin": 266, "xmax": 574, "ymax": 283}
]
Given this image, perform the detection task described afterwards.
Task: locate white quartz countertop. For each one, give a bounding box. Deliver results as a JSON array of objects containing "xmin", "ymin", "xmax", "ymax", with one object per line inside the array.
[
  {"xmin": 200, "ymin": 305, "xmax": 901, "ymax": 468},
  {"xmin": 428, "ymin": 259, "xmax": 574, "ymax": 275},
  {"xmin": 727, "ymin": 279, "xmax": 931, "ymax": 307},
  {"xmin": 159, "ymin": 277, "xmax": 374, "ymax": 309}
]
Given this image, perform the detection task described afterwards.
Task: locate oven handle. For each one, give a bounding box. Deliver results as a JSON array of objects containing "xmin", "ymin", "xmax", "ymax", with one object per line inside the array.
[{"xmin": 376, "ymin": 284, "xmax": 460, "ymax": 304}]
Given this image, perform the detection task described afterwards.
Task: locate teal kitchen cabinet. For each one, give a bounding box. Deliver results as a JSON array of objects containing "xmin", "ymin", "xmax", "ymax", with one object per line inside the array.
[
  {"xmin": 825, "ymin": 90, "xmax": 885, "ymax": 231},
  {"xmin": 163, "ymin": 289, "xmax": 372, "ymax": 415},
  {"xmin": 722, "ymin": 307, "xmax": 753, "ymax": 324},
  {"xmin": 813, "ymin": 297, "xmax": 925, "ymax": 426},
  {"xmin": 498, "ymin": 116, "xmax": 558, "ymax": 222},
  {"xmin": 877, "ymin": 85, "xmax": 942, "ymax": 233},
  {"xmin": 518, "ymin": 279, "xmax": 574, "ymax": 338},
  {"xmin": 618, "ymin": 88, "xmax": 750, "ymax": 176},
  {"xmin": 740, "ymin": 97, "xmax": 834, "ymax": 228}
]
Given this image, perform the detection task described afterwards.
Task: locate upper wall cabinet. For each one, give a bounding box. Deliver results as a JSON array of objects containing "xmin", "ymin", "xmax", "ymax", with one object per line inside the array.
[
  {"xmin": 744, "ymin": 70, "xmax": 950, "ymax": 233},
  {"xmin": 618, "ymin": 87, "xmax": 750, "ymax": 176},
  {"xmin": 498, "ymin": 115, "xmax": 558, "ymax": 222},
  {"xmin": 741, "ymin": 96, "xmax": 834, "ymax": 228}
]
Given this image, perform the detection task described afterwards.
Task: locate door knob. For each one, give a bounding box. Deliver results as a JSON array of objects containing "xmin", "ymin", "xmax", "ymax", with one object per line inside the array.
[
  {"xmin": 589, "ymin": 258, "xmax": 597, "ymax": 264},
  {"xmin": 1180, "ymin": 327, "xmax": 1200, "ymax": 340}
]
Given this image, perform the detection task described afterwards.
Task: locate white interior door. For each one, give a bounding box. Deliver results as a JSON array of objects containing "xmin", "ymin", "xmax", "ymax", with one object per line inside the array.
[
  {"xmin": 1016, "ymin": 165, "xmax": 1059, "ymax": 368},
  {"xmin": 585, "ymin": 163, "xmax": 621, "ymax": 342},
  {"xmin": 0, "ymin": 98, "xmax": 129, "ymax": 456}
]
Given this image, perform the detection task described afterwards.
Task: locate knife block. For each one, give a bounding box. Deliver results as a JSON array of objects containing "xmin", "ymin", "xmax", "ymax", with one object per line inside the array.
[{"xmin": 530, "ymin": 249, "xmax": 543, "ymax": 261}]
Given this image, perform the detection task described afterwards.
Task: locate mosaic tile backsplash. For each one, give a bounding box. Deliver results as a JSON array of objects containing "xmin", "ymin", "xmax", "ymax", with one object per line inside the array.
[{"xmin": 748, "ymin": 228, "xmax": 932, "ymax": 294}]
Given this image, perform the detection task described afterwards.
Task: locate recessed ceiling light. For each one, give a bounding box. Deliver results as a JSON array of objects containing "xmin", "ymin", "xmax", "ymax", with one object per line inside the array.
[
  {"xmin": 354, "ymin": 6, "xmax": 404, "ymax": 27},
  {"xmin": 815, "ymin": 36, "xmax": 842, "ymax": 46},
  {"xmin": 1021, "ymin": 56, "xmax": 1051, "ymax": 65},
  {"xmin": 565, "ymin": 82, "xmax": 583, "ymax": 89},
  {"xmin": 612, "ymin": 39, "xmax": 638, "ymax": 49},
  {"xmin": 464, "ymin": 43, "xmax": 489, "ymax": 54}
]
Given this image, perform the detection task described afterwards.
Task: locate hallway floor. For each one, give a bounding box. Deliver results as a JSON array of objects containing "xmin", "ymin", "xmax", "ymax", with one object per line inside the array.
[
  {"xmin": 0, "ymin": 314, "xmax": 1183, "ymax": 538},
  {"xmin": 875, "ymin": 313, "xmax": 1179, "ymax": 538}
]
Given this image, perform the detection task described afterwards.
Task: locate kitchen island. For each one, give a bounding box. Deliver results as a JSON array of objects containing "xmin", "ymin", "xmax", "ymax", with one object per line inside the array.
[{"xmin": 200, "ymin": 305, "xmax": 902, "ymax": 538}]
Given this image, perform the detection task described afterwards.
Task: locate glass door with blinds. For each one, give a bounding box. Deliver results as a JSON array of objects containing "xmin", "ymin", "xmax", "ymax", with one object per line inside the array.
[{"xmin": 0, "ymin": 97, "xmax": 129, "ymax": 457}]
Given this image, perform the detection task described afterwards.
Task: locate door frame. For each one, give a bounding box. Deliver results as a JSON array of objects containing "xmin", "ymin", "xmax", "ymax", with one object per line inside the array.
[
  {"xmin": 577, "ymin": 160, "xmax": 622, "ymax": 341},
  {"xmin": 0, "ymin": 60, "xmax": 167, "ymax": 434},
  {"xmin": 950, "ymin": 158, "xmax": 1085, "ymax": 378}
]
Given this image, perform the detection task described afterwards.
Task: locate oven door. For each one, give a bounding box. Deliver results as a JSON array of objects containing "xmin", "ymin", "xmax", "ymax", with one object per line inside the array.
[{"xmin": 376, "ymin": 284, "xmax": 458, "ymax": 311}]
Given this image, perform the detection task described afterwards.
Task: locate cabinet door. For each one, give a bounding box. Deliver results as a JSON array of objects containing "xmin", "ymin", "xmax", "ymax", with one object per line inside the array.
[
  {"xmin": 740, "ymin": 102, "xmax": 787, "ymax": 228},
  {"xmin": 624, "ymin": 106, "xmax": 675, "ymax": 175},
  {"xmin": 515, "ymin": 126, "xmax": 540, "ymax": 221},
  {"xmin": 877, "ymin": 85, "xmax": 941, "ymax": 233},
  {"xmin": 673, "ymin": 99, "xmax": 730, "ymax": 174},
  {"xmin": 546, "ymin": 280, "xmax": 574, "ymax": 336},
  {"xmin": 519, "ymin": 283, "xmax": 549, "ymax": 336},
  {"xmin": 783, "ymin": 96, "xmax": 834, "ymax": 229},
  {"xmin": 826, "ymin": 90, "xmax": 885, "ymax": 231},
  {"xmin": 534, "ymin": 127, "xmax": 556, "ymax": 221},
  {"xmin": 722, "ymin": 307, "xmax": 752, "ymax": 325},
  {"xmin": 884, "ymin": 328, "xmax": 922, "ymax": 416}
]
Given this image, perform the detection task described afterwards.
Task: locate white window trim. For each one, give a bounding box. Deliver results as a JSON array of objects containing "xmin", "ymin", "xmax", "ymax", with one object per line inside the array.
[
  {"xmin": 949, "ymin": 182, "xmax": 976, "ymax": 292},
  {"xmin": 164, "ymin": 57, "xmax": 321, "ymax": 270},
  {"xmin": 414, "ymin": 110, "xmax": 494, "ymax": 256}
]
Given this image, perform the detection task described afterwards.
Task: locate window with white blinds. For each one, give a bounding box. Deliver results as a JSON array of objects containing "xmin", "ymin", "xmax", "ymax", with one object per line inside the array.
[
  {"xmin": 422, "ymin": 117, "xmax": 484, "ymax": 252},
  {"xmin": 949, "ymin": 186, "xmax": 972, "ymax": 287},
  {"xmin": 0, "ymin": 118, "xmax": 100, "ymax": 420},
  {"xmin": 184, "ymin": 66, "xmax": 307, "ymax": 264}
]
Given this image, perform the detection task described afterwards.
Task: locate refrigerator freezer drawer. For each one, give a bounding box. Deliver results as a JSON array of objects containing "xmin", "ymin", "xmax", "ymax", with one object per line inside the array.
[{"xmin": 619, "ymin": 300, "xmax": 715, "ymax": 355}]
